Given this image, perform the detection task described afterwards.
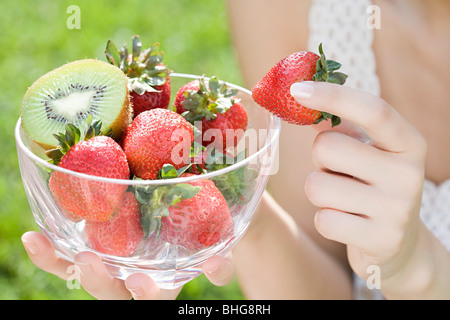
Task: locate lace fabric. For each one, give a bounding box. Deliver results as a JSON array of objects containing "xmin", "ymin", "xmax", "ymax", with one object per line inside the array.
[
  {"xmin": 421, "ymin": 179, "xmax": 450, "ymax": 252},
  {"xmin": 308, "ymin": 0, "xmax": 380, "ymax": 96},
  {"xmin": 307, "ymin": 0, "xmax": 450, "ymax": 299}
]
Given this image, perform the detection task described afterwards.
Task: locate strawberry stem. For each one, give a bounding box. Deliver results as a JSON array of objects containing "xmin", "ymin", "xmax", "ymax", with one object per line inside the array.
[
  {"xmin": 105, "ymin": 35, "xmax": 171, "ymax": 95},
  {"xmin": 205, "ymin": 149, "xmax": 258, "ymax": 207},
  {"xmin": 313, "ymin": 43, "xmax": 347, "ymax": 127},
  {"xmin": 45, "ymin": 115, "xmax": 111, "ymax": 165},
  {"xmin": 134, "ymin": 165, "xmax": 201, "ymax": 238},
  {"xmin": 181, "ymin": 76, "xmax": 239, "ymax": 123}
]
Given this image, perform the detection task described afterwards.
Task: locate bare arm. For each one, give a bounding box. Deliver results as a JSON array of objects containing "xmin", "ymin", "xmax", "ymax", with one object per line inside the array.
[
  {"xmin": 233, "ymin": 192, "xmax": 352, "ymax": 299},
  {"xmin": 226, "ymin": 0, "xmax": 352, "ymax": 299}
]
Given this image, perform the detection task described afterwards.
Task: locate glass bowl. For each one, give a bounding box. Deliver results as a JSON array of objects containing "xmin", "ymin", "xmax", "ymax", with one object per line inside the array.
[{"xmin": 15, "ymin": 73, "xmax": 280, "ymax": 289}]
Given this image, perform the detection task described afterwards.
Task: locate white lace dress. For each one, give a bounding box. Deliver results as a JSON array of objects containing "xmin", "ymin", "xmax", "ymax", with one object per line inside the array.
[{"xmin": 308, "ymin": 0, "xmax": 450, "ymax": 299}]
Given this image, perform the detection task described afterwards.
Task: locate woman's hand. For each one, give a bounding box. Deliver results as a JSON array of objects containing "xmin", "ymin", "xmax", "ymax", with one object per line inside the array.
[
  {"xmin": 290, "ymin": 81, "xmax": 440, "ymax": 298},
  {"xmin": 22, "ymin": 231, "xmax": 235, "ymax": 300}
]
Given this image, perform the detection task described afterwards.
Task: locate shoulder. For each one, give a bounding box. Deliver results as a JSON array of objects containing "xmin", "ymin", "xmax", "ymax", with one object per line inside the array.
[{"xmin": 226, "ymin": 0, "xmax": 312, "ymax": 86}]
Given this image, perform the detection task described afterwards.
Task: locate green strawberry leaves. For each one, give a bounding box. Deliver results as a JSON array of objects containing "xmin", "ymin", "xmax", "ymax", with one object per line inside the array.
[
  {"xmin": 135, "ymin": 164, "xmax": 201, "ymax": 238},
  {"xmin": 128, "ymin": 77, "xmax": 159, "ymax": 95},
  {"xmin": 312, "ymin": 43, "xmax": 347, "ymax": 127},
  {"xmin": 45, "ymin": 115, "xmax": 112, "ymax": 165},
  {"xmin": 181, "ymin": 76, "xmax": 239, "ymax": 123},
  {"xmin": 157, "ymin": 163, "xmax": 193, "ymax": 180},
  {"xmin": 313, "ymin": 43, "xmax": 348, "ymax": 85},
  {"xmin": 105, "ymin": 35, "xmax": 171, "ymax": 95},
  {"xmin": 205, "ymin": 149, "xmax": 258, "ymax": 207},
  {"xmin": 105, "ymin": 40, "xmax": 121, "ymax": 68},
  {"xmin": 317, "ymin": 112, "xmax": 342, "ymax": 127}
]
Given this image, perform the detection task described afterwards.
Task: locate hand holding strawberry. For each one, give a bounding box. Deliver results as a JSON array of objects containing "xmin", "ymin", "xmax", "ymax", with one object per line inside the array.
[
  {"xmin": 252, "ymin": 44, "xmax": 347, "ymax": 127},
  {"xmin": 291, "ymin": 79, "xmax": 443, "ymax": 298}
]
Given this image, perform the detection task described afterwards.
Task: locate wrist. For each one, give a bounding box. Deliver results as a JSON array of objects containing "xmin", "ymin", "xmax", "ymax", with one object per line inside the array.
[{"xmin": 381, "ymin": 222, "xmax": 443, "ymax": 299}]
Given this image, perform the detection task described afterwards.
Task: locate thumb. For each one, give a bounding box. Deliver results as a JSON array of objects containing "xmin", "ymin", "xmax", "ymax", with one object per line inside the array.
[{"xmin": 202, "ymin": 253, "xmax": 235, "ymax": 287}]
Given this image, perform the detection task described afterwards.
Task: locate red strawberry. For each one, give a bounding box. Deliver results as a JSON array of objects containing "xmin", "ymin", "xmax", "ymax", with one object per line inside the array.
[
  {"xmin": 130, "ymin": 76, "xmax": 171, "ymax": 116},
  {"xmin": 48, "ymin": 121, "xmax": 130, "ymax": 222},
  {"xmin": 174, "ymin": 76, "xmax": 248, "ymax": 151},
  {"xmin": 138, "ymin": 172, "xmax": 233, "ymax": 251},
  {"xmin": 201, "ymin": 103, "xmax": 248, "ymax": 151},
  {"xmin": 85, "ymin": 192, "xmax": 144, "ymax": 256},
  {"xmin": 252, "ymin": 44, "xmax": 347, "ymax": 127},
  {"xmin": 122, "ymin": 108, "xmax": 194, "ymax": 180},
  {"xmin": 161, "ymin": 175, "xmax": 233, "ymax": 250},
  {"xmin": 105, "ymin": 35, "xmax": 171, "ymax": 118},
  {"xmin": 174, "ymin": 79, "xmax": 199, "ymax": 115}
]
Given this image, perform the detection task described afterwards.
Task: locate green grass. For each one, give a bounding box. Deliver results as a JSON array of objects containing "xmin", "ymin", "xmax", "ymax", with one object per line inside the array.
[{"xmin": 0, "ymin": 0, "xmax": 245, "ymax": 300}]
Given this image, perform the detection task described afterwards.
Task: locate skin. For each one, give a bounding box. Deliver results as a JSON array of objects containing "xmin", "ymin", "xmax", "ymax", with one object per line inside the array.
[
  {"xmin": 226, "ymin": 0, "xmax": 450, "ymax": 299},
  {"xmin": 22, "ymin": 0, "xmax": 450, "ymax": 299},
  {"xmin": 22, "ymin": 231, "xmax": 234, "ymax": 299}
]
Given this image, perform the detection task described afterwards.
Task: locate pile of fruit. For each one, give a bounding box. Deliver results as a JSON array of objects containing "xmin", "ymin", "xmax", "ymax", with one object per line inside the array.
[
  {"xmin": 20, "ymin": 34, "xmax": 344, "ymax": 258},
  {"xmin": 20, "ymin": 36, "xmax": 250, "ymax": 257}
]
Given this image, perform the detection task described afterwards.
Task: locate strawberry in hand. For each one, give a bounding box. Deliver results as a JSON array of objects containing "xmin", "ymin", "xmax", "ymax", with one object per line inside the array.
[
  {"xmin": 105, "ymin": 35, "xmax": 171, "ymax": 118},
  {"xmin": 252, "ymin": 44, "xmax": 347, "ymax": 127}
]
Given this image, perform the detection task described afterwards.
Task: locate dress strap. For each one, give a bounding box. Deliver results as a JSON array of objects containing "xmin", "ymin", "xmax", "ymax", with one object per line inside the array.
[{"xmin": 308, "ymin": 0, "xmax": 380, "ymax": 96}]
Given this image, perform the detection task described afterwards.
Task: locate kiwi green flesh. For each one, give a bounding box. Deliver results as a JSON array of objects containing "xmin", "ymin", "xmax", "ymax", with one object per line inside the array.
[{"xmin": 21, "ymin": 59, "xmax": 129, "ymax": 149}]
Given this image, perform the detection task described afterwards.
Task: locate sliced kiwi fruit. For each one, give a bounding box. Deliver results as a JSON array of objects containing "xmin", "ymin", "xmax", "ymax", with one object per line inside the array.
[{"xmin": 21, "ymin": 59, "xmax": 131, "ymax": 149}]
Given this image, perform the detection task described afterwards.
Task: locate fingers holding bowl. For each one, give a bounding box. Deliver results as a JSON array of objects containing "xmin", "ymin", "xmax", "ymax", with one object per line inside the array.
[
  {"xmin": 21, "ymin": 231, "xmax": 73, "ymax": 280},
  {"xmin": 203, "ymin": 253, "xmax": 235, "ymax": 287}
]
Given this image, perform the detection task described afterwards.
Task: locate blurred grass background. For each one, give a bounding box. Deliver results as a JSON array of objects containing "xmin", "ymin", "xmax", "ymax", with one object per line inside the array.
[{"xmin": 0, "ymin": 0, "xmax": 246, "ymax": 299}]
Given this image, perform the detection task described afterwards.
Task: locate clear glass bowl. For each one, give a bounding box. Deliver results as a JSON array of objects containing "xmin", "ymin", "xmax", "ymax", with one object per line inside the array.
[{"xmin": 15, "ymin": 73, "xmax": 280, "ymax": 289}]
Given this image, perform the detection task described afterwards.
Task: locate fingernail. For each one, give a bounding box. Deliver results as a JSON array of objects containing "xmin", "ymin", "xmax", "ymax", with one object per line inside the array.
[
  {"xmin": 74, "ymin": 260, "xmax": 92, "ymax": 275},
  {"xmin": 22, "ymin": 238, "xmax": 39, "ymax": 255},
  {"xmin": 290, "ymin": 82, "xmax": 314, "ymax": 99},
  {"xmin": 127, "ymin": 285, "xmax": 145, "ymax": 298},
  {"xmin": 204, "ymin": 264, "xmax": 219, "ymax": 275}
]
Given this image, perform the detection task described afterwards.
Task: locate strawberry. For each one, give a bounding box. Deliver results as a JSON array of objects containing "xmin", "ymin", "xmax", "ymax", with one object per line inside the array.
[
  {"xmin": 122, "ymin": 108, "xmax": 194, "ymax": 180},
  {"xmin": 47, "ymin": 118, "xmax": 130, "ymax": 222},
  {"xmin": 174, "ymin": 79, "xmax": 200, "ymax": 115},
  {"xmin": 161, "ymin": 176, "xmax": 232, "ymax": 250},
  {"xmin": 137, "ymin": 170, "xmax": 233, "ymax": 251},
  {"xmin": 252, "ymin": 44, "xmax": 347, "ymax": 127},
  {"xmin": 174, "ymin": 76, "xmax": 248, "ymax": 151},
  {"xmin": 131, "ymin": 77, "xmax": 171, "ymax": 117},
  {"xmin": 189, "ymin": 146, "xmax": 208, "ymax": 175},
  {"xmin": 204, "ymin": 149, "xmax": 258, "ymax": 208},
  {"xmin": 85, "ymin": 191, "xmax": 144, "ymax": 257},
  {"xmin": 105, "ymin": 35, "xmax": 171, "ymax": 118}
]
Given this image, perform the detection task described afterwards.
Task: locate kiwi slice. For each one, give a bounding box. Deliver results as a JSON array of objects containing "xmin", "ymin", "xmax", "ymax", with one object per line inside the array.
[{"xmin": 21, "ymin": 59, "xmax": 131, "ymax": 149}]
